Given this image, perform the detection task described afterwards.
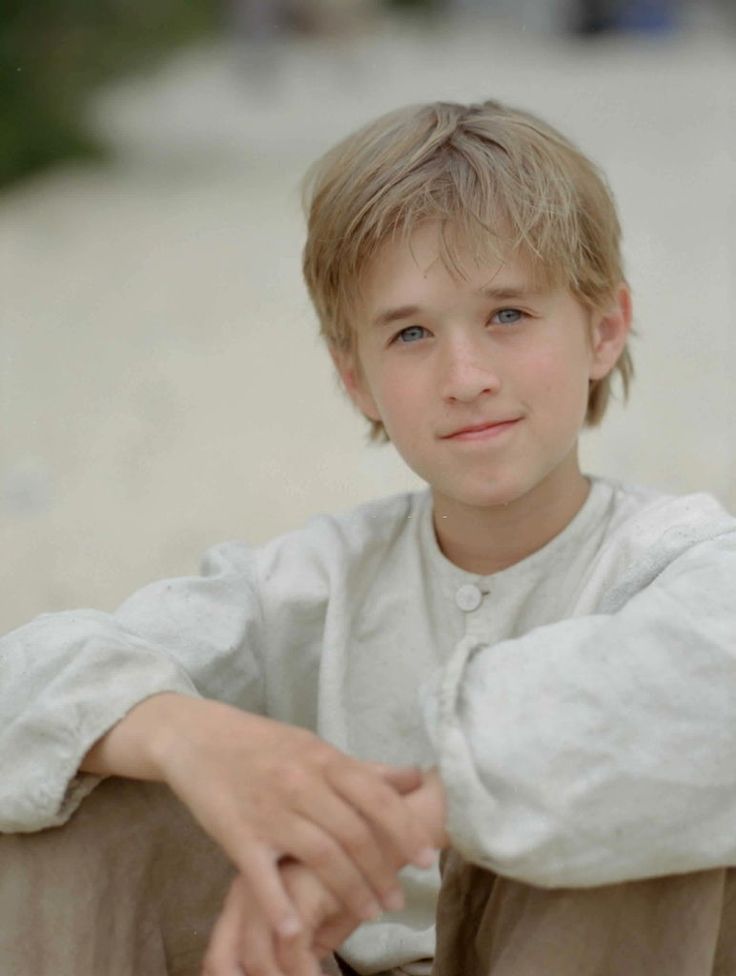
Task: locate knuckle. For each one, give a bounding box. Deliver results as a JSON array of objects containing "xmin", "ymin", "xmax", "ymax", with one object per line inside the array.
[
  {"xmin": 277, "ymin": 926, "xmax": 302, "ymax": 948},
  {"xmin": 280, "ymin": 764, "xmax": 309, "ymax": 799},
  {"xmin": 299, "ymin": 728, "xmax": 328, "ymax": 757}
]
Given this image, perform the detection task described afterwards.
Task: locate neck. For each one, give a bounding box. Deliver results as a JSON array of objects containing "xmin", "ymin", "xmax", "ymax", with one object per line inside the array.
[{"xmin": 432, "ymin": 457, "xmax": 590, "ymax": 575}]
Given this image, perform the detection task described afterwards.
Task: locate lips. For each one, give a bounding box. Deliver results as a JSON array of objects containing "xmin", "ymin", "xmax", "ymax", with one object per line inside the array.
[{"xmin": 441, "ymin": 418, "xmax": 521, "ymax": 440}]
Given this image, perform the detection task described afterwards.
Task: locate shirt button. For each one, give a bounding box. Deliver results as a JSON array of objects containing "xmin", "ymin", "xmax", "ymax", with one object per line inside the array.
[{"xmin": 455, "ymin": 584, "xmax": 482, "ymax": 612}]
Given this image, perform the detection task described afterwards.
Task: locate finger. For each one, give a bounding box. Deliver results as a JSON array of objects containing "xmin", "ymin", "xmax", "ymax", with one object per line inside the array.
[
  {"xmin": 238, "ymin": 918, "xmax": 287, "ymax": 976},
  {"xmin": 277, "ymin": 768, "xmax": 420, "ymax": 912},
  {"xmin": 233, "ymin": 843, "xmax": 304, "ymax": 941},
  {"xmin": 365, "ymin": 762, "xmax": 424, "ymax": 794},
  {"xmin": 202, "ymin": 880, "xmax": 246, "ymax": 976},
  {"xmin": 278, "ymin": 815, "xmax": 384, "ymax": 922},
  {"xmin": 327, "ymin": 762, "xmax": 436, "ymax": 879},
  {"xmin": 291, "ymin": 794, "xmax": 402, "ymax": 913},
  {"xmin": 220, "ymin": 875, "xmax": 288, "ymax": 976},
  {"xmin": 276, "ymin": 929, "xmax": 322, "ymax": 976},
  {"xmin": 188, "ymin": 802, "xmax": 304, "ymax": 942},
  {"xmin": 278, "ymin": 867, "xmax": 337, "ymax": 976}
]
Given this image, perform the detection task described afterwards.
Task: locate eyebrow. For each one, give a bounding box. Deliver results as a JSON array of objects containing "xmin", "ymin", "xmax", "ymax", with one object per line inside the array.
[
  {"xmin": 370, "ymin": 283, "xmax": 538, "ymax": 329},
  {"xmin": 479, "ymin": 283, "xmax": 539, "ymax": 301},
  {"xmin": 371, "ymin": 304, "xmax": 423, "ymax": 330}
]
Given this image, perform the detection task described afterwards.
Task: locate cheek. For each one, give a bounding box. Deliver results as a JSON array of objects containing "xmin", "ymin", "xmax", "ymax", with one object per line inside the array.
[
  {"xmin": 375, "ymin": 383, "xmax": 419, "ymax": 430},
  {"xmin": 520, "ymin": 346, "xmax": 567, "ymax": 388},
  {"xmin": 523, "ymin": 345, "xmax": 591, "ymax": 416}
]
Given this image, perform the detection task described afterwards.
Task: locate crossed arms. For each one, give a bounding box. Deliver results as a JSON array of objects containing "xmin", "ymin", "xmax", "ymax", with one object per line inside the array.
[{"xmin": 81, "ymin": 693, "xmax": 449, "ymax": 975}]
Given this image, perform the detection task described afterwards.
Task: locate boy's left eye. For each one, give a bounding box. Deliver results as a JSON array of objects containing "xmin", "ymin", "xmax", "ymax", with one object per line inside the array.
[
  {"xmin": 492, "ymin": 308, "xmax": 523, "ymax": 325},
  {"xmin": 394, "ymin": 325, "xmax": 429, "ymax": 343}
]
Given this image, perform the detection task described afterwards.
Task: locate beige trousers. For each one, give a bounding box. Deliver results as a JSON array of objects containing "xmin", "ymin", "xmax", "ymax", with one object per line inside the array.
[
  {"xmin": 2, "ymin": 779, "xmax": 735, "ymax": 975},
  {"xmin": 432, "ymin": 851, "xmax": 736, "ymax": 976},
  {"xmin": 0, "ymin": 778, "xmax": 234, "ymax": 976}
]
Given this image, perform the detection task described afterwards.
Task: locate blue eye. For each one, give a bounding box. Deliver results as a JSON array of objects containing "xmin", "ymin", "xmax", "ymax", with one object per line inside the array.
[
  {"xmin": 494, "ymin": 308, "xmax": 523, "ymax": 325},
  {"xmin": 395, "ymin": 325, "xmax": 428, "ymax": 343}
]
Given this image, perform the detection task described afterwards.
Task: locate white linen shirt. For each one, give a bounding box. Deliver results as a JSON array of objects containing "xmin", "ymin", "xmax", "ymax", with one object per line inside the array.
[{"xmin": 1, "ymin": 476, "xmax": 735, "ymax": 975}]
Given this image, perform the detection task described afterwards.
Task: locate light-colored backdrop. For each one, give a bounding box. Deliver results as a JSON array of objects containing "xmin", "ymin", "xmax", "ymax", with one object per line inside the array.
[{"xmin": 1, "ymin": 10, "xmax": 734, "ymax": 633}]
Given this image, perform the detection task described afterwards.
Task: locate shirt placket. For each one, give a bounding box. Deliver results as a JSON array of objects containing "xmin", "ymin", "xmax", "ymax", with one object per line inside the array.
[{"xmin": 453, "ymin": 580, "xmax": 493, "ymax": 641}]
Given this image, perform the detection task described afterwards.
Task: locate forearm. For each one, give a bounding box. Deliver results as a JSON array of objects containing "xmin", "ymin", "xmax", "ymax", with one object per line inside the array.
[{"xmin": 426, "ymin": 536, "xmax": 736, "ymax": 884}]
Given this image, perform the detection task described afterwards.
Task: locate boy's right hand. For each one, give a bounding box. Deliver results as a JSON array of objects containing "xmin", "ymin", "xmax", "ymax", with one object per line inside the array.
[{"xmin": 81, "ymin": 693, "xmax": 436, "ymax": 938}]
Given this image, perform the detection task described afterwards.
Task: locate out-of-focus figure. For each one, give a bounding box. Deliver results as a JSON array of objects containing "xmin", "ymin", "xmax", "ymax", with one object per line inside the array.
[
  {"xmin": 403, "ymin": 0, "xmax": 687, "ymax": 35},
  {"xmin": 572, "ymin": 0, "xmax": 680, "ymax": 34}
]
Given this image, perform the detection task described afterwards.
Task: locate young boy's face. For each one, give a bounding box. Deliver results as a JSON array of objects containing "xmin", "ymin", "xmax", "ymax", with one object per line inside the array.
[{"xmin": 336, "ymin": 222, "xmax": 629, "ymax": 517}]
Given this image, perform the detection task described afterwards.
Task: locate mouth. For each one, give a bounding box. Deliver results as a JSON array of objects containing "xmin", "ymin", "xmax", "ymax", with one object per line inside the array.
[{"xmin": 441, "ymin": 418, "xmax": 522, "ymax": 441}]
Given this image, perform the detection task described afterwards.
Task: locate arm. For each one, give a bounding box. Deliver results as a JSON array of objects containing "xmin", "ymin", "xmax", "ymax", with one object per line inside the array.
[
  {"xmin": 0, "ymin": 540, "xmax": 434, "ymax": 933},
  {"xmin": 423, "ymin": 529, "xmax": 736, "ymax": 887}
]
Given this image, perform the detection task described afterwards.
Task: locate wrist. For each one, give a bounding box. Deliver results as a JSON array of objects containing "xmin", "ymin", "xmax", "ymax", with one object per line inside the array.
[{"xmin": 81, "ymin": 691, "xmax": 202, "ymax": 781}]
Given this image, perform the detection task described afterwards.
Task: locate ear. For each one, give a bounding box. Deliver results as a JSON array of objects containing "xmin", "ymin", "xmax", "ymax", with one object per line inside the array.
[
  {"xmin": 329, "ymin": 345, "xmax": 382, "ymax": 422},
  {"xmin": 588, "ymin": 282, "xmax": 633, "ymax": 381}
]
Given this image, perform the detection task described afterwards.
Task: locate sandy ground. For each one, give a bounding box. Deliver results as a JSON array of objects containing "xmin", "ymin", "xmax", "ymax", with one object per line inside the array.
[{"xmin": 1, "ymin": 10, "xmax": 734, "ymax": 633}]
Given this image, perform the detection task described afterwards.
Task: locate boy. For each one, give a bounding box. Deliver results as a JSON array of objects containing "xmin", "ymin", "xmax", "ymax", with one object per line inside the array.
[{"xmin": 1, "ymin": 99, "xmax": 735, "ymax": 976}]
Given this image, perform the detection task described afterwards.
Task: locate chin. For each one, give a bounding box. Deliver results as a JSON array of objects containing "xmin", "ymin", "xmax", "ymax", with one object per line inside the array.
[{"xmin": 442, "ymin": 476, "xmax": 531, "ymax": 511}]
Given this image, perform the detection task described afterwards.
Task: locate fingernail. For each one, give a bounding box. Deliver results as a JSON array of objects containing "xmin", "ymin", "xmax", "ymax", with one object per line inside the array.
[
  {"xmin": 414, "ymin": 847, "xmax": 438, "ymax": 869},
  {"xmin": 383, "ymin": 888, "xmax": 405, "ymax": 912},
  {"xmin": 278, "ymin": 914, "xmax": 302, "ymax": 938}
]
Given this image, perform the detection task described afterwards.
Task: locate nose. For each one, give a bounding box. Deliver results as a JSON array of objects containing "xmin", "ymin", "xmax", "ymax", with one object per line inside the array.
[{"xmin": 438, "ymin": 336, "xmax": 500, "ymax": 403}]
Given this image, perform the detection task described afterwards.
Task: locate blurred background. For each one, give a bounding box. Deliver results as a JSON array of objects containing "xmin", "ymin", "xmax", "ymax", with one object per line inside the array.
[{"xmin": 1, "ymin": 0, "xmax": 734, "ymax": 632}]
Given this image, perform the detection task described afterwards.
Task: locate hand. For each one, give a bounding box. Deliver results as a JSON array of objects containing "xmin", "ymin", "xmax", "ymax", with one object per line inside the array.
[
  {"xmin": 202, "ymin": 770, "xmax": 448, "ymax": 976},
  {"xmin": 403, "ymin": 768, "xmax": 449, "ymax": 850},
  {"xmin": 299, "ymin": 768, "xmax": 447, "ymax": 965},
  {"xmin": 203, "ymin": 865, "xmax": 359, "ymax": 976},
  {"xmin": 161, "ymin": 701, "xmax": 436, "ymax": 935},
  {"xmin": 84, "ymin": 694, "xmax": 437, "ymax": 937}
]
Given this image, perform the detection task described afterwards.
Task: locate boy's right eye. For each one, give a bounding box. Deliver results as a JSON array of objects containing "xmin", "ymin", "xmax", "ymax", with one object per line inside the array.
[{"xmin": 394, "ymin": 325, "xmax": 428, "ymax": 344}]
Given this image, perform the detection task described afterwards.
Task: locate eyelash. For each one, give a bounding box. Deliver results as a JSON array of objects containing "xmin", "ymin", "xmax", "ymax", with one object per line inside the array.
[{"xmin": 390, "ymin": 308, "xmax": 524, "ymax": 345}]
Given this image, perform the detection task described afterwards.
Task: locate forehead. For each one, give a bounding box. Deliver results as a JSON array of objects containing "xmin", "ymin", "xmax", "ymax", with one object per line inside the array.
[{"xmin": 356, "ymin": 222, "xmax": 550, "ymax": 323}]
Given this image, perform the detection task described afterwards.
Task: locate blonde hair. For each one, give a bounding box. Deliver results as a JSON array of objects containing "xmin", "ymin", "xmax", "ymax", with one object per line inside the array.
[{"xmin": 302, "ymin": 99, "xmax": 633, "ymax": 441}]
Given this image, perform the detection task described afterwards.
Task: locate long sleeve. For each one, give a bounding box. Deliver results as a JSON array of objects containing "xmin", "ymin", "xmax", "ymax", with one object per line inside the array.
[
  {"xmin": 424, "ymin": 525, "xmax": 736, "ymax": 887},
  {"xmin": 0, "ymin": 541, "xmax": 265, "ymax": 833}
]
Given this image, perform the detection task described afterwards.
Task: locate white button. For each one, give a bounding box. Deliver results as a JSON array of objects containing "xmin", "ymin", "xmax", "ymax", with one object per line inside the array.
[{"xmin": 455, "ymin": 584, "xmax": 482, "ymax": 612}]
